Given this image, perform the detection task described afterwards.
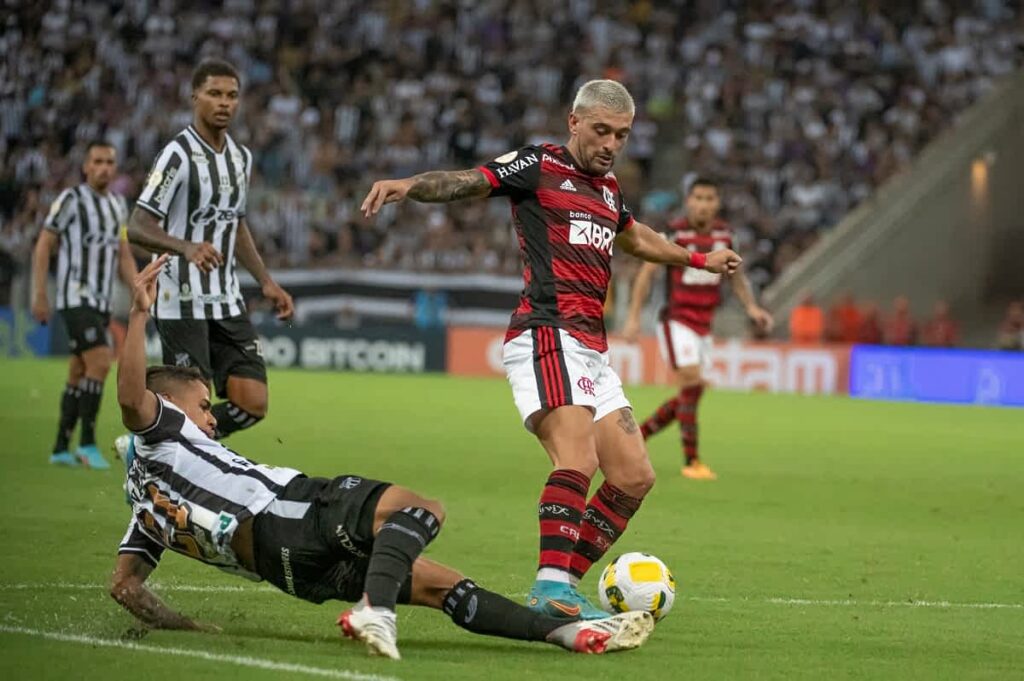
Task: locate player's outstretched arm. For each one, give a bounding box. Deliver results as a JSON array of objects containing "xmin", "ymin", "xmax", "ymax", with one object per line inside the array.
[
  {"xmin": 622, "ymin": 261, "xmax": 660, "ymax": 342},
  {"xmin": 361, "ymin": 169, "xmax": 492, "ymax": 217},
  {"xmin": 617, "ymin": 221, "xmax": 742, "ymax": 274},
  {"xmin": 117, "ymin": 237, "xmax": 139, "ymax": 290},
  {"xmin": 127, "ymin": 207, "xmax": 223, "ymax": 273},
  {"xmin": 110, "ymin": 553, "xmax": 213, "ymax": 631},
  {"xmin": 117, "ymin": 255, "xmax": 167, "ymax": 431},
  {"xmin": 728, "ymin": 269, "xmax": 774, "ymax": 332},
  {"xmin": 235, "ymin": 218, "xmax": 293, "ymax": 320},
  {"xmin": 30, "ymin": 229, "xmax": 58, "ymax": 324}
]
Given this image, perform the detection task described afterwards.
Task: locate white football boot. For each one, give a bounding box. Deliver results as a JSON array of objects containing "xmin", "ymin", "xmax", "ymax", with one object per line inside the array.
[
  {"xmin": 546, "ymin": 610, "xmax": 654, "ymax": 653},
  {"xmin": 337, "ymin": 598, "xmax": 400, "ymax": 660}
]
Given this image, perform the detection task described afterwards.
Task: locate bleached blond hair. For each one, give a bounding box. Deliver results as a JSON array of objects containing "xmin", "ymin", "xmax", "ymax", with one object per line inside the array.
[{"xmin": 571, "ymin": 79, "xmax": 635, "ymax": 116}]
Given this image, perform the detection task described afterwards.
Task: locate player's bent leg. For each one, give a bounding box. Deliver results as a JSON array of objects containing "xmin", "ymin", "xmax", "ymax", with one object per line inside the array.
[
  {"xmin": 339, "ymin": 488, "xmax": 443, "ymax": 661},
  {"xmin": 407, "ymin": 558, "xmax": 654, "ymax": 654},
  {"xmin": 76, "ymin": 345, "xmax": 113, "ymax": 469},
  {"xmin": 365, "ymin": 486, "xmax": 443, "ymax": 610},
  {"xmin": 214, "ymin": 375, "xmax": 267, "ymax": 438},
  {"xmin": 50, "ymin": 355, "xmax": 86, "ymax": 466},
  {"xmin": 568, "ymin": 408, "xmax": 652, "ymax": 582}
]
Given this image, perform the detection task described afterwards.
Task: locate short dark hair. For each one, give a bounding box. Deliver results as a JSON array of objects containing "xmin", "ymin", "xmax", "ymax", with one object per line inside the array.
[
  {"xmin": 191, "ymin": 58, "xmax": 241, "ymax": 91},
  {"xmin": 688, "ymin": 177, "xmax": 719, "ymax": 194},
  {"xmin": 85, "ymin": 140, "xmax": 115, "ymax": 155},
  {"xmin": 146, "ymin": 365, "xmax": 208, "ymax": 395}
]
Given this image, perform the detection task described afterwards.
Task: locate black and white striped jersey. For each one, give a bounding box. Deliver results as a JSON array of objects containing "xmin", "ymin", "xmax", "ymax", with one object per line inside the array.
[
  {"xmin": 136, "ymin": 125, "xmax": 252, "ymax": 320},
  {"xmin": 43, "ymin": 183, "xmax": 128, "ymax": 313},
  {"xmin": 118, "ymin": 395, "xmax": 302, "ymax": 579}
]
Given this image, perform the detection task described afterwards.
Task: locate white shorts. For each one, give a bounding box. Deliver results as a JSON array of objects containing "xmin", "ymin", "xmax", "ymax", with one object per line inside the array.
[
  {"xmin": 502, "ymin": 327, "xmax": 631, "ymax": 432},
  {"xmin": 656, "ymin": 319, "xmax": 713, "ymax": 371}
]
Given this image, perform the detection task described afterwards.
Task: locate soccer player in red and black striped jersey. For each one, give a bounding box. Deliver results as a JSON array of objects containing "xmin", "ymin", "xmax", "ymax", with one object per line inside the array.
[
  {"xmin": 362, "ymin": 81, "xmax": 741, "ymax": 619},
  {"xmin": 623, "ymin": 178, "xmax": 773, "ymax": 480}
]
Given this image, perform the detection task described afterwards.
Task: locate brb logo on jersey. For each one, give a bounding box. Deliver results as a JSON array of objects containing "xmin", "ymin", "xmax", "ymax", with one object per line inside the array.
[{"xmin": 568, "ymin": 211, "xmax": 615, "ymax": 254}]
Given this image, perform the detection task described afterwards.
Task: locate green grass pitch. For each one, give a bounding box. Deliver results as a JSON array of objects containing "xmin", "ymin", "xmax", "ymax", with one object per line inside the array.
[{"xmin": 1, "ymin": 358, "xmax": 1022, "ymax": 680}]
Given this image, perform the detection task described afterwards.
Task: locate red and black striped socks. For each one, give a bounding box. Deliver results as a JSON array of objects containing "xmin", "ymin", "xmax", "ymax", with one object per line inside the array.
[
  {"xmin": 536, "ymin": 468, "xmax": 591, "ymax": 583},
  {"xmin": 639, "ymin": 395, "xmax": 682, "ymax": 439},
  {"xmin": 677, "ymin": 384, "xmax": 704, "ymax": 464},
  {"xmin": 569, "ymin": 482, "xmax": 643, "ymax": 581}
]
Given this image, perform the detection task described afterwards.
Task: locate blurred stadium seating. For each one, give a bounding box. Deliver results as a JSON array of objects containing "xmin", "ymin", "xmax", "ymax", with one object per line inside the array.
[{"xmin": 1, "ymin": 1, "xmax": 1022, "ymax": 346}]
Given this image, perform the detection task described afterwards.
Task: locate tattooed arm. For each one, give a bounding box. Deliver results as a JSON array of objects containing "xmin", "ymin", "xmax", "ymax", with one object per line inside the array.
[
  {"xmin": 110, "ymin": 553, "xmax": 221, "ymax": 631},
  {"xmin": 361, "ymin": 170, "xmax": 492, "ymax": 217}
]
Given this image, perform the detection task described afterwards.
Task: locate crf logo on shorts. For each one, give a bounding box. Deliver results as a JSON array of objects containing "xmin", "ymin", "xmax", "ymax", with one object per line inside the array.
[
  {"xmin": 569, "ymin": 219, "xmax": 615, "ymax": 254},
  {"xmin": 577, "ymin": 376, "xmax": 596, "ymax": 396}
]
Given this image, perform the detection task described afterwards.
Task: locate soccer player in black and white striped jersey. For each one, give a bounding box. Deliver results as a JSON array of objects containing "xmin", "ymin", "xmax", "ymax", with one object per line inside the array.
[
  {"xmin": 110, "ymin": 255, "xmax": 653, "ymax": 659},
  {"xmin": 126, "ymin": 58, "xmax": 293, "ymax": 439},
  {"xmin": 31, "ymin": 141, "xmax": 138, "ymax": 469}
]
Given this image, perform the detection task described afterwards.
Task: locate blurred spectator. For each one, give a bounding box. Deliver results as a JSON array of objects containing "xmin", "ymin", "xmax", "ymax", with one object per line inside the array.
[
  {"xmin": 920, "ymin": 300, "xmax": 960, "ymax": 347},
  {"xmin": 1, "ymin": 0, "xmax": 1021, "ymax": 304},
  {"xmin": 857, "ymin": 303, "xmax": 884, "ymax": 344},
  {"xmin": 995, "ymin": 300, "xmax": 1024, "ymax": 350},
  {"xmin": 826, "ymin": 291, "xmax": 862, "ymax": 343},
  {"xmin": 883, "ymin": 296, "xmax": 918, "ymax": 346},
  {"xmin": 789, "ymin": 292, "xmax": 824, "ymax": 344}
]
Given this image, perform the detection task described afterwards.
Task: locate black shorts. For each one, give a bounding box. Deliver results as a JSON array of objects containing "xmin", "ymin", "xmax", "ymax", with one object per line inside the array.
[
  {"xmin": 156, "ymin": 316, "xmax": 266, "ymax": 398},
  {"xmin": 59, "ymin": 307, "xmax": 111, "ymax": 355},
  {"xmin": 252, "ymin": 474, "xmax": 406, "ymax": 605}
]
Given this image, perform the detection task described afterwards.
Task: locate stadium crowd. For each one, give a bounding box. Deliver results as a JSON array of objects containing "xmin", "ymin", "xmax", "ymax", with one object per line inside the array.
[{"xmin": 1, "ymin": 1, "xmax": 1021, "ymax": 310}]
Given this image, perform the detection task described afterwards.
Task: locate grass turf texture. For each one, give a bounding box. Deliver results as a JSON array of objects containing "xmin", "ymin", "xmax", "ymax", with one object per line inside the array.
[{"xmin": 0, "ymin": 357, "xmax": 1022, "ymax": 680}]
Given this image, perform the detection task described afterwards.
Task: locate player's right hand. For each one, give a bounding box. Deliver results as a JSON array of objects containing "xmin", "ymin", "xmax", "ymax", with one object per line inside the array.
[
  {"xmin": 361, "ymin": 178, "xmax": 413, "ymax": 218},
  {"xmin": 183, "ymin": 242, "xmax": 223, "ymax": 273},
  {"xmin": 705, "ymin": 249, "xmax": 742, "ymax": 274},
  {"xmin": 31, "ymin": 296, "xmax": 50, "ymax": 324},
  {"xmin": 131, "ymin": 254, "xmax": 169, "ymax": 312}
]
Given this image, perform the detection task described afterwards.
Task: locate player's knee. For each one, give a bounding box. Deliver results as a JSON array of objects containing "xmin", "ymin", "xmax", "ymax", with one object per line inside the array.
[
  {"xmin": 676, "ymin": 368, "xmax": 702, "ymax": 389},
  {"xmin": 234, "ymin": 393, "xmax": 268, "ymax": 419},
  {"xmin": 109, "ymin": 576, "xmax": 140, "ymax": 606},
  {"xmin": 84, "ymin": 354, "xmax": 113, "ymax": 379},
  {"xmin": 421, "ymin": 498, "xmax": 446, "ymax": 527},
  {"xmin": 615, "ymin": 462, "xmax": 657, "ymax": 498}
]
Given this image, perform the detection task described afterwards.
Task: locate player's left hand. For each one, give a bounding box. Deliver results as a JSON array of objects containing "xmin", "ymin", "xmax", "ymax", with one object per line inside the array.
[
  {"xmin": 262, "ymin": 279, "xmax": 294, "ymax": 320},
  {"xmin": 747, "ymin": 305, "xmax": 774, "ymax": 333},
  {"xmin": 131, "ymin": 254, "xmax": 169, "ymax": 312}
]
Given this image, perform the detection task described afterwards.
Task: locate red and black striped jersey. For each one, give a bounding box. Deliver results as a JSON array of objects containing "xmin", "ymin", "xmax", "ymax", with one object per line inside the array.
[
  {"xmin": 661, "ymin": 218, "xmax": 733, "ymax": 336},
  {"xmin": 478, "ymin": 144, "xmax": 634, "ymax": 352}
]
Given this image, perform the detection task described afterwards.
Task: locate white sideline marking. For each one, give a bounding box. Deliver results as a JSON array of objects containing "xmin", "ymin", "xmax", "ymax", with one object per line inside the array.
[
  {"xmin": 0, "ymin": 625, "xmax": 400, "ymax": 681},
  {"xmin": 1, "ymin": 582, "xmax": 1021, "ymax": 610}
]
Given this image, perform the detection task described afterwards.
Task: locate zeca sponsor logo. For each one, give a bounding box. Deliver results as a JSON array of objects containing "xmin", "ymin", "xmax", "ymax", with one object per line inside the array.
[
  {"xmin": 82, "ymin": 232, "xmax": 120, "ymax": 247},
  {"xmin": 190, "ymin": 205, "xmax": 238, "ymax": 229},
  {"xmin": 495, "ymin": 153, "xmax": 538, "ymax": 179},
  {"xmin": 568, "ymin": 211, "xmax": 614, "ymax": 254}
]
